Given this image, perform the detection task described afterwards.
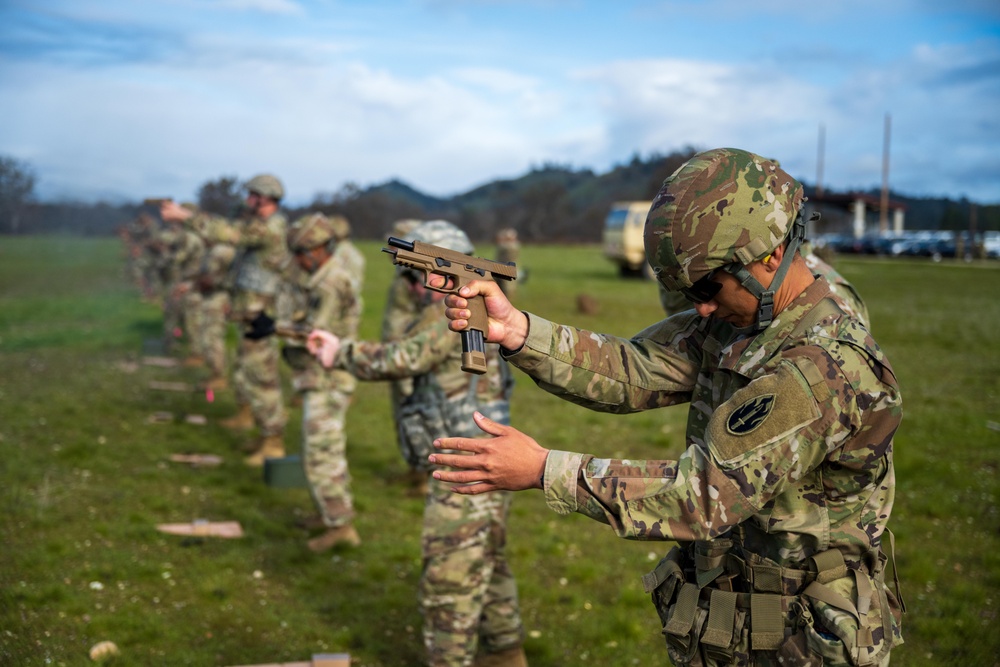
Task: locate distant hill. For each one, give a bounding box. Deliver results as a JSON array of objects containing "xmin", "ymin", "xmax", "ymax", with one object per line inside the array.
[
  {"xmin": 293, "ymin": 149, "xmax": 997, "ymax": 243},
  {"xmin": 9, "ymin": 151, "xmax": 999, "ymax": 238}
]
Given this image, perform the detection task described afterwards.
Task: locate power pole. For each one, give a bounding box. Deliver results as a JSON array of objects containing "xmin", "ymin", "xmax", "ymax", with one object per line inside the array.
[
  {"xmin": 816, "ymin": 123, "xmax": 826, "ymax": 198},
  {"xmin": 879, "ymin": 113, "xmax": 891, "ymax": 233}
]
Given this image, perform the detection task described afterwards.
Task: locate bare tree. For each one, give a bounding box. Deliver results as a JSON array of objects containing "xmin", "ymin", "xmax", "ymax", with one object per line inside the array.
[
  {"xmin": 197, "ymin": 175, "xmax": 244, "ymax": 216},
  {"xmin": 0, "ymin": 155, "xmax": 37, "ymax": 234}
]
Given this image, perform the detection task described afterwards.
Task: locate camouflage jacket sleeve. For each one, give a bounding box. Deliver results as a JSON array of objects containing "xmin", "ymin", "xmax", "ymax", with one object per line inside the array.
[
  {"xmin": 540, "ymin": 348, "xmax": 875, "ymax": 543},
  {"xmin": 514, "ymin": 310, "xmax": 899, "ymax": 553},
  {"xmin": 505, "ymin": 311, "xmax": 704, "ymax": 412},
  {"xmin": 337, "ymin": 308, "xmax": 457, "ymax": 382}
]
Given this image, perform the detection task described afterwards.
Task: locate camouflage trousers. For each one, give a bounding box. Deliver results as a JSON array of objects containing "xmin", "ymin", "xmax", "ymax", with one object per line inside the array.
[
  {"xmin": 232, "ymin": 334, "xmax": 286, "ymax": 437},
  {"xmin": 196, "ymin": 291, "xmax": 230, "ymax": 379},
  {"xmin": 421, "ymin": 476, "xmax": 524, "ymax": 667},
  {"xmin": 301, "ymin": 386, "xmax": 354, "ymax": 528},
  {"xmin": 184, "ymin": 289, "xmax": 204, "ymax": 358},
  {"xmin": 162, "ymin": 282, "xmax": 186, "ymax": 347}
]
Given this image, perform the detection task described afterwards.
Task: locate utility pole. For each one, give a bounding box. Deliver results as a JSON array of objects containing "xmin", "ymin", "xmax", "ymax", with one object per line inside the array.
[
  {"xmin": 879, "ymin": 113, "xmax": 891, "ymax": 233},
  {"xmin": 816, "ymin": 123, "xmax": 826, "ymax": 198}
]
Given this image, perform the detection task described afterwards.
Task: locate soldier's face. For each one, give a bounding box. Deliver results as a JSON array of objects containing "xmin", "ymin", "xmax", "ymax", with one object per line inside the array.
[{"xmin": 294, "ymin": 246, "xmax": 329, "ymax": 273}]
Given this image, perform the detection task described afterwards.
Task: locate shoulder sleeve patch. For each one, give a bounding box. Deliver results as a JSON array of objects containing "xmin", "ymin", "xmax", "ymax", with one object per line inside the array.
[{"xmin": 708, "ymin": 362, "xmax": 822, "ymax": 468}]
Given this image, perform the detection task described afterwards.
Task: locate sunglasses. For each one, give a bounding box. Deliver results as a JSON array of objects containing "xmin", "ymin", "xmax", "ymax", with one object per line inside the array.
[{"xmin": 679, "ymin": 265, "xmax": 736, "ymax": 304}]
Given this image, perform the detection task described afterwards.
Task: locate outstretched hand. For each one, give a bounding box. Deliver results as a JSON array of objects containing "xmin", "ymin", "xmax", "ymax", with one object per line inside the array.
[
  {"xmin": 307, "ymin": 329, "xmax": 341, "ymax": 368},
  {"xmin": 432, "ymin": 276, "xmax": 529, "ymax": 352},
  {"xmin": 429, "ymin": 411, "xmax": 548, "ymax": 495}
]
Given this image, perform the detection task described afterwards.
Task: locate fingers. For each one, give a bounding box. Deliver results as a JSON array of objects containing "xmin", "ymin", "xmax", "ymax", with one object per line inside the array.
[
  {"xmin": 447, "ymin": 482, "xmax": 497, "ymax": 495},
  {"xmin": 306, "ymin": 329, "xmax": 339, "ymax": 368},
  {"xmin": 471, "ymin": 410, "xmax": 507, "ymax": 437},
  {"xmin": 305, "ymin": 330, "xmax": 325, "ymax": 354}
]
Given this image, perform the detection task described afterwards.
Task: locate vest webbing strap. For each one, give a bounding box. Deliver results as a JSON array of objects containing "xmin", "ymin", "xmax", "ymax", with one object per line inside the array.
[
  {"xmin": 701, "ymin": 589, "xmax": 738, "ymax": 650},
  {"xmin": 811, "ymin": 549, "xmax": 848, "ymax": 584},
  {"xmin": 749, "ymin": 593, "xmax": 784, "ymax": 650},
  {"xmin": 885, "ymin": 529, "xmax": 906, "ymax": 613},
  {"xmin": 642, "ymin": 547, "xmax": 682, "ymax": 594},
  {"xmin": 663, "ymin": 583, "xmax": 699, "ymax": 641}
]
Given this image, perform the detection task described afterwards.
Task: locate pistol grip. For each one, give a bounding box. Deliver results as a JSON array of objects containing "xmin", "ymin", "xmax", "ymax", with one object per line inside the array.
[{"xmin": 460, "ymin": 329, "xmax": 488, "ymax": 375}]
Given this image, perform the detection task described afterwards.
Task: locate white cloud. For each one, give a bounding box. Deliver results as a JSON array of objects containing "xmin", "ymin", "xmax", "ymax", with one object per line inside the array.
[
  {"xmin": 1, "ymin": 0, "xmax": 998, "ymax": 204},
  {"xmin": 211, "ymin": 0, "xmax": 305, "ymax": 15}
]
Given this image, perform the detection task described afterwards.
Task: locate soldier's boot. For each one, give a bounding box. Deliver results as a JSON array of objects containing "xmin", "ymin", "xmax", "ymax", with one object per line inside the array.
[
  {"xmin": 243, "ymin": 435, "xmax": 285, "ymax": 467},
  {"xmin": 295, "ymin": 514, "xmax": 327, "ymax": 531},
  {"xmin": 473, "ymin": 647, "xmax": 528, "ymax": 667},
  {"xmin": 307, "ymin": 524, "xmax": 361, "ymax": 552},
  {"xmin": 220, "ymin": 404, "xmax": 254, "ymax": 431}
]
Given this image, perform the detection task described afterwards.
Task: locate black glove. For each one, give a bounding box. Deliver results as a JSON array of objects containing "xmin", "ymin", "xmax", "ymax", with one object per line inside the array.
[{"xmin": 244, "ymin": 312, "xmax": 276, "ymax": 340}]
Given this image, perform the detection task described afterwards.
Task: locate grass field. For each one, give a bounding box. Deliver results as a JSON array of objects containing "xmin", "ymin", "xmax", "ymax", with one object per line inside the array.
[{"xmin": 1, "ymin": 236, "xmax": 998, "ymax": 666}]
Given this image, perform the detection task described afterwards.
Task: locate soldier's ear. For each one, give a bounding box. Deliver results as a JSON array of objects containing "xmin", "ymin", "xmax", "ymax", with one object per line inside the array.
[{"xmin": 763, "ymin": 245, "xmax": 785, "ymax": 271}]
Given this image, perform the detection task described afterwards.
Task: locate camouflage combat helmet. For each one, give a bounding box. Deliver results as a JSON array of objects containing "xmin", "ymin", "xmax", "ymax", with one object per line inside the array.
[
  {"xmin": 246, "ymin": 173, "xmax": 285, "ymax": 201},
  {"xmin": 287, "ymin": 213, "xmax": 347, "ymax": 252},
  {"xmin": 644, "ymin": 147, "xmax": 806, "ymax": 330},
  {"xmin": 406, "ymin": 219, "xmax": 474, "ymax": 255}
]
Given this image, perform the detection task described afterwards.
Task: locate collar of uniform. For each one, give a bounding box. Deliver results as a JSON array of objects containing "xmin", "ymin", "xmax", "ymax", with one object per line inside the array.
[
  {"xmin": 305, "ymin": 253, "xmax": 338, "ymax": 289},
  {"xmin": 717, "ymin": 277, "xmax": 834, "ymax": 376}
]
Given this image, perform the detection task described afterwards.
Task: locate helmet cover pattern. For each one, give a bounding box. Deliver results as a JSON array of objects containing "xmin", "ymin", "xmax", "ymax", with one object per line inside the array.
[
  {"xmin": 288, "ymin": 213, "xmax": 340, "ymax": 252},
  {"xmin": 644, "ymin": 148, "xmax": 804, "ymax": 290},
  {"xmin": 406, "ymin": 219, "xmax": 474, "ymax": 255},
  {"xmin": 246, "ymin": 174, "xmax": 285, "ymax": 201}
]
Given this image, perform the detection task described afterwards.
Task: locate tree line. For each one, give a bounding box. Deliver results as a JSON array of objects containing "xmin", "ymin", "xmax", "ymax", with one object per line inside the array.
[{"xmin": 1, "ymin": 151, "xmax": 997, "ymax": 243}]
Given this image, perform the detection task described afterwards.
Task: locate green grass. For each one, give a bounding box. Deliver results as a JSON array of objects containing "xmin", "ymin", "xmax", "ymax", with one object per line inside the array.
[{"xmin": 1, "ymin": 237, "xmax": 998, "ymax": 666}]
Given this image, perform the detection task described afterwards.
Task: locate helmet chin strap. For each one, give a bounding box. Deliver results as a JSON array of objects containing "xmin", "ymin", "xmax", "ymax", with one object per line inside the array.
[{"xmin": 729, "ymin": 215, "xmax": 807, "ymax": 332}]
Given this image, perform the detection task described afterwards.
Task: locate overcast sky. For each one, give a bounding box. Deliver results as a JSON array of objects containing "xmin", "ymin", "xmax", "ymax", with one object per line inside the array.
[{"xmin": 2, "ymin": 0, "xmax": 999, "ymax": 206}]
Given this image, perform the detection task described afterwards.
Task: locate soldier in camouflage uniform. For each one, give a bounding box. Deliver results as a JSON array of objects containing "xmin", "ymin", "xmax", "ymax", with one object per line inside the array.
[
  {"xmin": 220, "ymin": 174, "xmax": 291, "ymax": 462},
  {"xmin": 433, "ymin": 148, "xmax": 904, "ymax": 666},
  {"xmin": 278, "ymin": 213, "xmax": 365, "ymax": 550},
  {"xmin": 156, "ymin": 201, "xmax": 205, "ymax": 355},
  {"xmin": 493, "ymin": 228, "xmax": 521, "ymax": 299},
  {"xmin": 198, "ymin": 215, "xmax": 238, "ymax": 391},
  {"xmin": 122, "ymin": 212, "xmax": 160, "ymax": 301},
  {"xmin": 308, "ymin": 221, "xmax": 528, "ymax": 667},
  {"xmin": 383, "ymin": 219, "xmax": 429, "ymax": 495}
]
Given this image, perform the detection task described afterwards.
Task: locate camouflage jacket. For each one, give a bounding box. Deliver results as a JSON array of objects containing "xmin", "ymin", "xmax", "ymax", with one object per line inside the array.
[
  {"xmin": 284, "ymin": 241, "xmax": 365, "ymax": 393},
  {"xmin": 509, "ymin": 277, "xmax": 901, "ymax": 571},
  {"xmin": 232, "ymin": 211, "xmax": 290, "ymax": 304}
]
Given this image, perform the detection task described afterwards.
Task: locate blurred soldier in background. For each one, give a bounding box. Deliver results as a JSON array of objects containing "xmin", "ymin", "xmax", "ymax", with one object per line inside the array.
[
  {"xmin": 308, "ymin": 220, "xmax": 528, "ymax": 667},
  {"xmin": 433, "ymin": 148, "xmax": 903, "ymax": 667},
  {"xmin": 220, "ymin": 174, "xmax": 291, "ymax": 462},
  {"xmin": 156, "ymin": 201, "xmax": 205, "ymax": 355},
  {"xmin": 493, "ymin": 228, "xmax": 520, "ymax": 299},
  {"xmin": 274, "ymin": 213, "xmax": 365, "ymax": 551},
  {"xmin": 121, "ymin": 212, "xmax": 160, "ymax": 301},
  {"xmin": 196, "ymin": 215, "xmax": 239, "ymax": 392},
  {"xmin": 801, "ymin": 240, "xmax": 870, "ymax": 328},
  {"xmin": 382, "ymin": 218, "xmax": 426, "ymax": 496}
]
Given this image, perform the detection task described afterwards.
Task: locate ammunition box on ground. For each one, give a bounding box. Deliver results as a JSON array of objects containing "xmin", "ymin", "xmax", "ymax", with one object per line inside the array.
[{"xmin": 263, "ymin": 455, "xmax": 308, "ymax": 488}]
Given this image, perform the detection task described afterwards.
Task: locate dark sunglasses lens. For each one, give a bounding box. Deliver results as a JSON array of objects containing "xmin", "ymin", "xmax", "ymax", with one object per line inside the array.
[
  {"xmin": 681, "ymin": 275, "xmax": 722, "ymax": 304},
  {"xmin": 402, "ymin": 269, "xmax": 422, "ymax": 284}
]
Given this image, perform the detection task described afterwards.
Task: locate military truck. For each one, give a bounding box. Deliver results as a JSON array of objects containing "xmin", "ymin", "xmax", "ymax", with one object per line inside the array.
[{"xmin": 602, "ymin": 200, "xmax": 653, "ymax": 278}]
